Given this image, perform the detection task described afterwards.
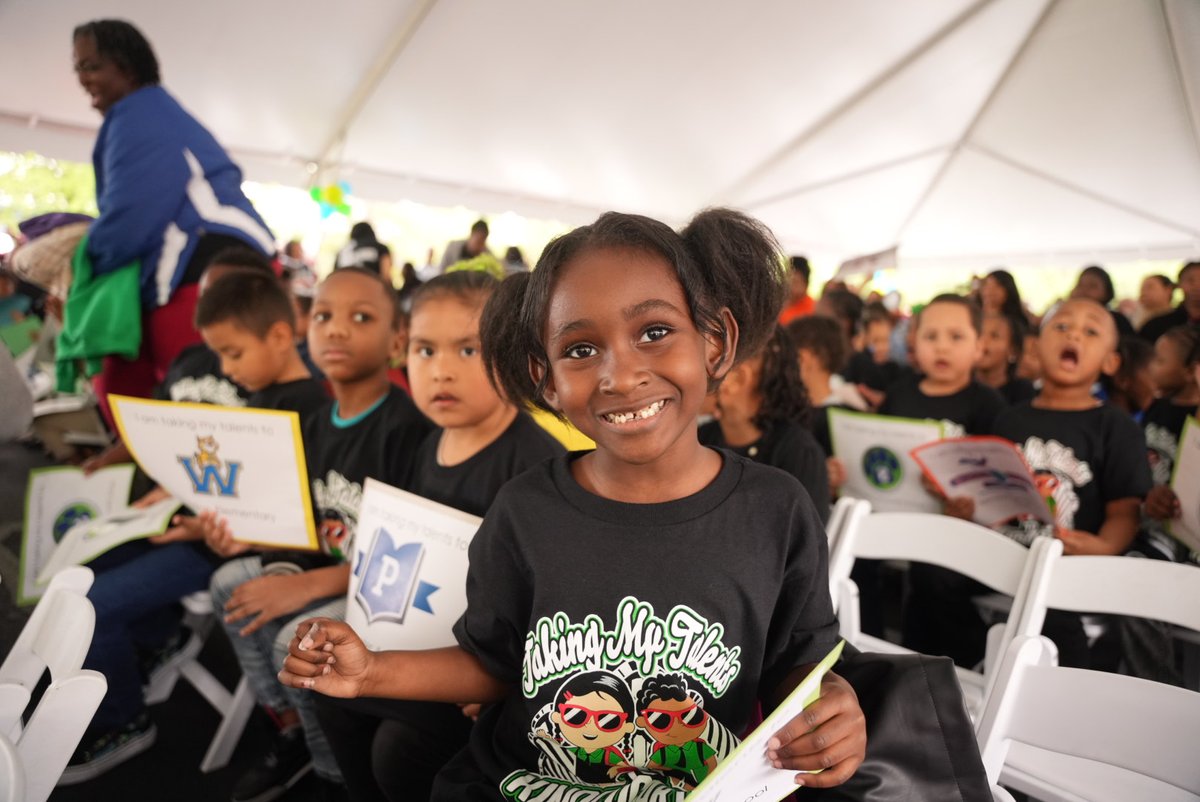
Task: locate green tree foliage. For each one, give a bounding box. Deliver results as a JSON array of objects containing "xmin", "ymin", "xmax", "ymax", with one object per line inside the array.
[{"xmin": 0, "ymin": 151, "xmax": 97, "ymax": 231}]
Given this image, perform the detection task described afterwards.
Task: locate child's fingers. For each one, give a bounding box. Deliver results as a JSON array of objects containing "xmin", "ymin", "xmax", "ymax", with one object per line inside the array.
[
  {"xmin": 239, "ymin": 609, "xmax": 274, "ymax": 637},
  {"xmin": 767, "ymin": 707, "xmax": 863, "ymax": 766}
]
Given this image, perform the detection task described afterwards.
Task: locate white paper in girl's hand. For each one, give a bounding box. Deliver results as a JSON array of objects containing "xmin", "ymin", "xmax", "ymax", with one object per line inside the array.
[
  {"xmin": 686, "ymin": 641, "xmax": 845, "ymax": 802},
  {"xmin": 1168, "ymin": 417, "xmax": 1200, "ymax": 552}
]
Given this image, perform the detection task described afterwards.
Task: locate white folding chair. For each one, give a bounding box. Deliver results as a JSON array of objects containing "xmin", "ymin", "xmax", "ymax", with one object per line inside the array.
[
  {"xmin": 824, "ymin": 497, "xmax": 870, "ymax": 609},
  {"xmin": 829, "ymin": 512, "xmax": 1059, "ymax": 716},
  {"xmin": 1013, "ymin": 548, "xmax": 1200, "ymax": 644},
  {"xmin": 0, "ymin": 568, "xmax": 107, "ymax": 802},
  {"xmin": 976, "ymin": 635, "xmax": 1200, "ymax": 802},
  {"xmin": 0, "ymin": 731, "xmax": 24, "ymax": 802},
  {"xmin": 143, "ymin": 591, "xmax": 254, "ymax": 772},
  {"xmin": 0, "ymin": 565, "xmax": 96, "ymax": 739}
]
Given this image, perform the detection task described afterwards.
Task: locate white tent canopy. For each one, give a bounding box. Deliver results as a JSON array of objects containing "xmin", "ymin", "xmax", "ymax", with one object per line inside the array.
[{"xmin": 2, "ymin": 0, "xmax": 1199, "ymax": 268}]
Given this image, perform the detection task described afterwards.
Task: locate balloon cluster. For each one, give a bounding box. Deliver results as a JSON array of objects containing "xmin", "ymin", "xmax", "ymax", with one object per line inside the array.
[{"xmin": 310, "ymin": 182, "xmax": 351, "ymax": 218}]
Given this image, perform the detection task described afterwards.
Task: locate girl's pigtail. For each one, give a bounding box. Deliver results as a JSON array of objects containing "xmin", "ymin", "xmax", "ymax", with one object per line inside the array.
[
  {"xmin": 680, "ymin": 209, "xmax": 788, "ymax": 362},
  {"xmin": 480, "ymin": 272, "xmax": 550, "ymax": 413}
]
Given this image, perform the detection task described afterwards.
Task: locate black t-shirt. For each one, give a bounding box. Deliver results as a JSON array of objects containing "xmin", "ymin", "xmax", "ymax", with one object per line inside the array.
[
  {"xmin": 412, "ymin": 413, "xmax": 565, "ymax": 518},
  {"xmin": 301, "ymin": 387, "xmax": 431, "ymax": 562},
  {"xmin": 698, "ymin": 419, "xmax": 830, "ymax": 523},
  {"xmin": 879, "ymin": 374, "xmax": 1004, "ymax": 436},
  {"xmin": 1142, "ymin": 399, "xmax": 1197, "ymax": 487},
  {"xmin": 992, "ymin": 402, "xmax": 1151, "ymax": 541},
  {"xmin": 1138, "ymin": 305, "xmax": 1192, "ymax": 343},
  {"xmin": 442, "ymin": 451, "xmax": 839, "ymax": 799},
  {"xmin": 247, "ymin": 378, "xmax": 330, "ymax": 424},
  {"xmin": 842, "ymin": 351, "xmax": 902, "ymax": 393},
  {"xmin": 154, "ymin": 343, "xmax": 247, "ymax": 406},
  {"xmin": 998, "ymin": 377, "xmax": 1037, "ymax": 406}
]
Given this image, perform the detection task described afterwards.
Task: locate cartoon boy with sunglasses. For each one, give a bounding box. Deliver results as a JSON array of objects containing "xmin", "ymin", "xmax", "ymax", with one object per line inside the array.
[
  {"xmin": 637, "ymin": 673, "xmax": 717, "ymax": 789},
  {"xmin": 537, "ymin": 670, "xmax": 636, "ymax": 784}
]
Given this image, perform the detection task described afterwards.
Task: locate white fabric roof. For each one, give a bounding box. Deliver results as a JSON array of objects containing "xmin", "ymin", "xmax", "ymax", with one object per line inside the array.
[{"xmin": 2, "ymin": 0, "xmax": 1199, "ymax": 268}]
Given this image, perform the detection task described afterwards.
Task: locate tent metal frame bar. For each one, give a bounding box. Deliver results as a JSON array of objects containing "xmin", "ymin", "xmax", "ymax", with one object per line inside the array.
[
  {"xmin": 313, "ymin": 0, "xmax": 439, "ymax": 179},
  {"xmin": 892, "ymin": 0, "xmax": 1058, "ymax": 244},
  {"xmin": 1159, "ymin": 0, "xmax": 1200, "ymax": 178},
  {"xmin": 713, "ymin": 0, "xmax": 995, "ymax": 207}
]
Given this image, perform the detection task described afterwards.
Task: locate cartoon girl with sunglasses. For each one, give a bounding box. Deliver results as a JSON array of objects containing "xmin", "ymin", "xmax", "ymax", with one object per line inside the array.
[
  {"xmin": 637, "ymin": 673, "xmax": 717, "ymax": 789},
  {"xmin": 537, "ymin": 670, "xmax": 637, "ymax": 784}
]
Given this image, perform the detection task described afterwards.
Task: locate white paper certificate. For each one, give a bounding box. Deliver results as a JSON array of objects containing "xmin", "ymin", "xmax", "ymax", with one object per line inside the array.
[
  {"xmin": 1169, "ymin": 416, "xmax": 1200, "ymax": 552},
  {"xmin": 911, "ymin": 436, "xmax": 1052, "ymax": 527},
  {"xmin": 19, "ymin": 464, "xmax": 135, "ymax": 604},
  {"xmin": 687, "ymin": 641, "xmax": 845, "ymax": 802},
  {"xmin": 110, "ymin": 395, "xmax": 318, "ymax": 550},
  {"xmin": 829, "ymin": 408, "xmax": 943, "ymax": 513},
  {"xmin": 37, "ymin": 498, "xmax": 183, "ymax": 583},
  {"xmin": 345, "ymin": 478, "xmax": 482, "ymax": 651}
]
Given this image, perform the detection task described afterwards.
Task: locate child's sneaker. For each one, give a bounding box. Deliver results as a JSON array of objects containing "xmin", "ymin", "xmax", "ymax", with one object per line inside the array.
[
  {"xmin": 58, "ymin": 711, "xmax": 157, "ymax": 785},
  {"xmin": 231, "ymin": 728, "xmax": 312, "ymax": 802}
]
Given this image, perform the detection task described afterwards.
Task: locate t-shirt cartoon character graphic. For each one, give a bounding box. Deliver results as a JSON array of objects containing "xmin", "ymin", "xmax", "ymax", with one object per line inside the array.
[
  {"xmin": 536, "ymin": 671, "xmax": 635, "ymax": 784},
  {"xmin": 638, "ymin": 674, "xmax": 717, "ymax": 789}
]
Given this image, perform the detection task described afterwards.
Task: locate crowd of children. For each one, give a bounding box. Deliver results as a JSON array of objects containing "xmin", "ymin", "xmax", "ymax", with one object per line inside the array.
[{"xmin": 11, "ymin": 194, "xmax": 1200, "ymax": 802}]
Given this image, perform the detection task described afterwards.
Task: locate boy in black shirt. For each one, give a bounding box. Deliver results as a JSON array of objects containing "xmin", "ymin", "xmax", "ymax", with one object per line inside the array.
[
  {"xmin": 991, "ymin": 299, "xmax": 1151, "ymax": 666},
  {"xmin": 842, "ymin": 301, "xmax": 902, "ymax": 394},
  {"xmin": 205, "ymin": 268, "xmax": 428, "ymax": 800}
]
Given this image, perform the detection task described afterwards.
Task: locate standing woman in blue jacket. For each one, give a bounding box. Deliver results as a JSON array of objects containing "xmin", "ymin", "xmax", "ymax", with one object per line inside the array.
[{"xmin": 71, "ymin": 19, "xmax": 275, "ymax": 422}]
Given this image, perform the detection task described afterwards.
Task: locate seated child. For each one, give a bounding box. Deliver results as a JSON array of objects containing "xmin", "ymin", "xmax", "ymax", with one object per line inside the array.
[
  {"xmin": 788, "ymin": 314, "xmax": 867, "ymax": 452},
  {"xmin": 842, "ymin": 302, "xmax": 901, "ymax": 395},
  {"xmin": 279, "ymin": 209, "xmax": 866, "ymax": 798},
  {"xmin": 992, "ymin": 298, "xmax": 1152, "ymax": 667},
  {"xmin": 1015, "ymin": 327, "xmax": 1042, "ymax": 384},
  {"xmin": 205, "ymin": 267, "xmax": 430, "ymax": 799},
  {"xmin": 1140, "ymin": 325, "xmax": 1200, "ymax": 560},
  {"xmin": 699, "ymin": 324, "xmax": 830, "ymax": 522},
  {"xmin": 80, "ymin": 248, "xmax": 269, "ymax": 476},
  {"xmin": 879, "ymin": 294, "xmax": 1005, "ymax": 665},
  {"xmin": 1100, "ymin": 335, "xmax": 1155, "ymax": 423},
  {"xmin": 62, "ymin": 249, "xmax": 323, "ymax": 783},
  {"xmin": 975, "ymin": 312, "xmax": 1036, "ymax": 405},
  {"xmin": 313, "ymin": 270, "xmax": 565, "ymax": 802}
]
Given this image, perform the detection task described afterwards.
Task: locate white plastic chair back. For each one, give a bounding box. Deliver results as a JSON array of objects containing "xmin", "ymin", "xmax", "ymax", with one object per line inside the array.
[
  {"xmin": 1014, "ymin": 549, "xmax": 1200, "ymax": 640},
  {"xmin": 825, "ymin": 497, "xmax": 871, "ymax": 608},
  {"xmin": 18, "ymin": 670, "xmax": 107, "ymax": 802},
  {"xmin": 0, "ymin": 566, "xmax": 95, "ymax": 689},
  {"xmin": 0, "ymin": 731, "xmax": 23, "ymax": 802},
  {"xmin": 977, "ymin": 635, "xmax": 1200, "ymax": 801}
]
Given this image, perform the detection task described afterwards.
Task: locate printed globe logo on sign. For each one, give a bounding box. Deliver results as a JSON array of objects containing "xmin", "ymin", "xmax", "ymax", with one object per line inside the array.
[
  {"xmin": 52, "ymin": 501, "xmax": 97, "ymax": 543},
  {"xmin": 862, "ymin": 446, "xmax": 903, "ymax": 490}
]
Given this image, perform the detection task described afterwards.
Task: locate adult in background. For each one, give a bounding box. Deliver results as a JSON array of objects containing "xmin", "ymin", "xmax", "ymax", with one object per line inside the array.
[
  {"xmin": 335, "ymin": 221, "xmax": 393, "ymax": 284},
  {"xmin": 428, "ymin": 219, "xmax": 491, "ymax": 278},
  {"xmin": 72, "ymin": 20, "xmax": 275, "ymax": 419},
  {"xmin": 978, "ymin": 268, "xmax": 1030, "ymax": 323},
  {"xmin": 1069, "ymin": 264, "xmax": 1134, "ymax": 337},
  {"xmin": 778, "ymin": 255, "xmax": 815, "ymax": 324},
  {"xmin": 1139, "ymin": 262, "xmax": 1200, "ymax": 343}
]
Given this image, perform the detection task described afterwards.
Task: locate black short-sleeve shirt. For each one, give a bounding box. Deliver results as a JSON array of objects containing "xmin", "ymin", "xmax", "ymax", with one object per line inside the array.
[
  {"xmin": 879, "ymin": 374, "xmax": 1005, "ymax": 436},
  {"xmin": 442, "ymin": 451, "xmax": 839, "ymax": 799},
  {"xmin": 155, "ymin": 343, "xmax": 247, "ymax": 407},
  {"xmin": 992, "ymin": 402, "xmax": 1151, "ymax": 538},
  {"xmin": 698, "ymin": 419, "xmax": 830, "ymax": 523}
]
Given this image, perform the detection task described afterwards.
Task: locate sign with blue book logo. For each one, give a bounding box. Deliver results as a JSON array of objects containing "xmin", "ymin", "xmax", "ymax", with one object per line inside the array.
[
  {"xmin": 829, "ymin": 408, "xmax": 944, "ymax": 513},
  {"xmin": 346, "ymin": 478, "xmax": 482, "ymax": 651},
  {"xmin": 110, "ymin": 395, "xmax": 318, "ymax": 550}
]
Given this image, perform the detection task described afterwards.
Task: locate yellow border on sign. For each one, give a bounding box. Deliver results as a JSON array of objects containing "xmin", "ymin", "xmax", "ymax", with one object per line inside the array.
[{"xmin": 109, "ymin": 394, "xmax": 320, "ymax": 551}]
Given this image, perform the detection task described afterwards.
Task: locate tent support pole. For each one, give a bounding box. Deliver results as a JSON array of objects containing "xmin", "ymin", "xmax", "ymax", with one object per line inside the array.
[
  {"xmin": 1159, "ymin": 0, "xmax": 1200, "ymax": 177},
  {"xmin": 313, "ymin": 0, "xmax": 440, "ymax": 177},
  {"xmin": 891, "ymin": 0, "xmax": 1058, "ymax": 245}
]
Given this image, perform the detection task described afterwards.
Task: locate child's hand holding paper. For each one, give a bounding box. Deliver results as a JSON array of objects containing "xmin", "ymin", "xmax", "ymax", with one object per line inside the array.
[
  {"xmin": 199, "ymin": 509, "xmax": 253, "ymax": 558},
  {"xmin": 765, "ymin": 670, "xmax": 866, "ymax": 788}
]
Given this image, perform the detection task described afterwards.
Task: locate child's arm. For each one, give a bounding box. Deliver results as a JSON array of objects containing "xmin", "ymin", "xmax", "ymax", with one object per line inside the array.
[
  {"xmin": 1056, "ymin": 497, "xmax": 1141, "ymax": 555},
  {"xmin": 764, "ymin": 664, "xmax": 866, "ymax": 788},
  {"xmin": 278, "ymin": 618, "xmax": 509, "ymax": 704},
  {"xmin": 224, "ymin": 564, "xmax": 350, "ymax": 637},
  {"xmin": 81, "ymin": 438, "xmax": 132, "ymax": 474}
]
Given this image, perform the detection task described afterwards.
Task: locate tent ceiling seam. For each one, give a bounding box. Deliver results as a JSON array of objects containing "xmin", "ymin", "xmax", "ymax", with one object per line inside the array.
[
  {"xmin": 708, "ymin": 0, "xmax": 995, "ymax": 206},
  {"xmin": 893, "ymin": 0, "xmax": 1058, "ymax": 245},
  {"xmin": 740, "ymin": 145, "xmax": 952, "ymax": 210},
  {"xmin": 1160, "ymin": 0, "xmax": 1200, "ymax": 175},
  {"xmin": 970, "ymin": 142, "xmax": 1200, "ymax": 239},
  {"xmin": 314, "ymin": 0, "xmax": 439, "ymax": 175}
]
